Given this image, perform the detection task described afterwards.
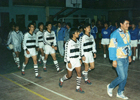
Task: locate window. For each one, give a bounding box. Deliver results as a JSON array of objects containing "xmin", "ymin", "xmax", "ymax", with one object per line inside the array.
[{"xmin": 28, "ymin": 15, "xmax": 38, "ymax": 21}]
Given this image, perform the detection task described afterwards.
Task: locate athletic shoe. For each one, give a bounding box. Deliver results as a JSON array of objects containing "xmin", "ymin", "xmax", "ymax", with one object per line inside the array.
[
  {"xmin": 116, "ymin": 92, "xmax": 128, "ymax": 100},
  {"xmin": 76, "ymin": 88, "xmax": 85, "ymax": 93},
  {"xmin": 107, "ymin": 84, "xmax": 113, "ymax": 97},
  {"xmin": 35, "ymin": 75, "xmax": 42, "ymax": 79},
  {"xmin": 43, "ymin": 68, "xmax": 47, "ymax": 72},
  {"xmin": 85, "ymin": 80, "xmax": 92, "ymax": 85},
  {"xmin": 21, "ymin": 71, "xmax": 25, "ymax": 75},
  {"xmin": 59, "ymin": 79, "xmax": 63, "ymax": 88},
  {"xmin": 57, "ymin": 68, "xmax": 64, "ymax": 73}
]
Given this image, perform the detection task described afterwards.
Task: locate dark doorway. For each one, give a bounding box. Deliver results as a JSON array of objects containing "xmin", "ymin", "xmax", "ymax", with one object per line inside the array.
[{"xmin": 16, "ymin": 14, "xmax": 25, "ymax": 31}]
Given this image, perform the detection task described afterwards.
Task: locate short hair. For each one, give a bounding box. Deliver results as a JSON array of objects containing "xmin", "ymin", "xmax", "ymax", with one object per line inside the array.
[
  {"xmin": 28, "ymin": 23, "xmax": 34, "ymax": 28},
  {"xmin": 79, "ymin": 26, "xmax": 83, "ymax": 30},
  {"xmin": 69, "ymin": 28, "xmax": 78, "ymax": 39},
  {"xmin": 45, "ymin": 21, "xmax": 52, "ymax": 26},
  {"xmin": 57, "ymin": 21, "xmax": 61, "ymax": 24},
  {"xmin": 32, "ymin": 20, "xmax": 36, "ymax": 24},
  {"xmin": 66, "ymin": 22, "xmax": 71, "ymax": 27},
  {"xmin": 104, "ymin": 21, "xmax": 109, "ymax": 25},
  {"xmin": 119, "ymin": 17, "xmax": 130, "ymax": 24},
  {"xmin": 15, "ymin": 24, "xmax": 19, "ymax": 27},
  {"xmin": 38, "ymin": 22, "xmax": 44, "ymax": 28},
  {"xmin": 131, "ymin": 21, "xmax": 136, "ymax": 25},
  {"xmin": 52, "ymin": 21, "xmax": 57, "ymax": 25},
  {"xmin": 83, "ymin": 23, "xmax": 90, "ymax": 29}
]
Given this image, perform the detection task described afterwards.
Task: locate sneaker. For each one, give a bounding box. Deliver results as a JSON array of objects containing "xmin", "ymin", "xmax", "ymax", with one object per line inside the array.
[
  {"xmin": 59, "ymin": 79, "xmax": 63, "ymax": 88},
  {"xmin": 21, "ymin": 71, "xmax": 25, "ymax": 75},
  {"xmin": 107, "ymin": 84, "xmax": 113, "ymax": 97},
  {"xmin": 116, "ymin": 92, "xmax": 128, "ymax": 100},
  {"xmin": 43, "ymin": 68, "xmax": 47, "ymax": 72},
  {"xmin": 76, "ymin": 88, "xmax": 85, "ymax": 93},
  {"xmin": 85, "ymin": 80, "xmax": 92, "ymax": 85},
  {"xmin": 57, "ymin": 68, "xmax": 64, "ymax": 73},
  {"xmin": 35, "ymin": 75, "xmax": 42, "ymax": 79}
]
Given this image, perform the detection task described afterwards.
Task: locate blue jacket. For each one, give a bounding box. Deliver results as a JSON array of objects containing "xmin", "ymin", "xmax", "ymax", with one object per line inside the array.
[
  {"xmin": 90, "ymin": 25, "xmax": 98, "ymax": 39},
  {"xmin": 138, "ymin": 29, "xmax": 140, "ymax": 40},
  {"xmin": 101, "ymin": 28, "xmax": 111, "ymax": 39},
  {"xmin": 109, "ymin": 28, "xmax": 132, "ymax": 61},
  {"xmin": 129, "ymin": 28, "xmax": 138, "ymax": 40},
  {"xmin": 55, "ymin": 27, "xmax": 65, "ymax": 41}
]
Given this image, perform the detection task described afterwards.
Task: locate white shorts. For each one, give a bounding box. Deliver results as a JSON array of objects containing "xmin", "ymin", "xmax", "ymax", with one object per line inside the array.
[
  {"xmin": 66, "ymin": 58, "xmax": 81, "ymax": 71},
  {"xmin": 138, "ymin": 40, "xmax": 140, "ymax": 44},
  {"xmin": 101, "ymin": 38, "xmax": 110, "ymax": 45},
  {"xmin": 13, "ymin": 45, "xmax": 21, "ymax": 52},
  {"xmin": 38, "ymin": 42, "xmax": 44, "ymax": 49},
  {"xmin": 83, "ymin": 52, "xmax": 94, "ymax": 63},
  {"xmin": 24, "ymin": 48, "xmax": 37, "ymax": 58},
  {"xmin": 44, "ymin": 45, "xmax": 55, "ymax": 55},
  {"xmin": 131, "ymin": 40, "xmax": 137, "ymax": 47}
]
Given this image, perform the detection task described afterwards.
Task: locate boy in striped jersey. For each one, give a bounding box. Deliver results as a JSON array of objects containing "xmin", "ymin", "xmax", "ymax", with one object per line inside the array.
[
  {"xmin": 59, "ymin": 29, "xmax": 84, "ymax": 93},
  {"xmin": 22, "ymin": 23, "xmax": 41, "ymax": 79},
  {"xmin": 80, "ymin": 24, "xmax": 97, "ymax": 85},
  {"xmin": 43, "ymin": 22, "xmax": 64, "ymax": 72},
  {"xmin": 36, "ymin": 22, "xmax": 45, "ymax": 63}
]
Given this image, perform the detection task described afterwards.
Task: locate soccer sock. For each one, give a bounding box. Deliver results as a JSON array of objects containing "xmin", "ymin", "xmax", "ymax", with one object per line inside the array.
[
  {"xmin": 76, "ymin": 77, "xmax": 82, "ymax": 89},
  {"xmin": 34, "ymin": 64, "xmax": 39, "ymax": 76},
  {"xmin": 84, "ymin": 71, "xmax": 88, "ymax": 81},
  {"xmin": 16, "ymin": 57, "xmax": 20, "ymax": 67},
  {"xmin": 12, "ymin": 52, "xmax": 16, "ymax": 62},
  {"xmin": 104, "ymin": 54, "xmax": 106, "ymax": 58},
  {"xmin": 41, "ymin": 55, "xmax": 44, "ymax": 61},
  {"xmin": 60, "ymin": 74, "xmax": 68, "ymax": 82},
  {"xmin": 88, "ymin": 68, "xmax": 91, "ymax": 72},
  {"xmin": 43, "ymin": 60, "xmax": 47, "ymax": 68},
  {"xmin": 38, "ymin": 55, "xmax": 42, "ymax": 61},
  {"xmin": 22, "ymin": 63, "xmax": 26, "ymax": 71},
  {"xmin": 133, "ymin": 56, "xmax": 136, "ymax": 61},
  {"xmin": 136, "ymin": 49, "xmax": 138, "ymax": 59},
  {"xmin": 54, "ymin": 60, "xmax": 59, "ymax": 71}
]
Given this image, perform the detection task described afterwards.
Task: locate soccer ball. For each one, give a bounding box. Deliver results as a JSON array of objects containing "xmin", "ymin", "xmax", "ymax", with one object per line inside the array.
[{"xmin": 8, "ymin": 44, "xmax": 14, "ymax": 50}]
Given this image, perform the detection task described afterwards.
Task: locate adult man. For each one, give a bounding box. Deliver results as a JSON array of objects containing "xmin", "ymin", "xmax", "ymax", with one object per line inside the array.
[
  {"xmin": 64, "ymin": 23, "xmax": 71, "ymax": 43},
  {"xmin": 107, "ymin": 17, "xmax": 132, "ymax": 99},
  {"xmin": 56, "ymin": 22, "xmax": 65, "ymax": 57}
]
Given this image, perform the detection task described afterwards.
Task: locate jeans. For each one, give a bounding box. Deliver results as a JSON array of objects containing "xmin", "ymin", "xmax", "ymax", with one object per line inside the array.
[
  {"xmin": 58, "ymin": 41, "xmax": 64, "ymax": 56},
  {"xmin": 109, "ymin": 57, "xmax": 129, "ymax": 94}
]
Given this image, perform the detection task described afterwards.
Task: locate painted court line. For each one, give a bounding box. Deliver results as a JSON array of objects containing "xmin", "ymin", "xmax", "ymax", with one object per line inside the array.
[
  {"xmin": 0, "ymin": 74, "xmax": 50, "ymax": 100},
  {"xmin": 96, "ymin": 62, "xmax": 140, "ymax": 73},
  {"xmin": 12, "ymin": 73, "xmax": 74, "ymax": 100}
]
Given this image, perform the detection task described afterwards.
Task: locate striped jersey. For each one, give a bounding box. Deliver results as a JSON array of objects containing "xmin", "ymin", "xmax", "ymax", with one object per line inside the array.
[
  {"xmin": 23, "ymin": 32, "xmax": 37, "ymax": 50},
  {"xmin": 36, "ymin": 30, "xmax": 44, "ymax": 47},
  {"xmin": 80, "ymin": 34, "xmax": 96, "ymax": 57},
  {"xmin": 64, "ymin": 39, "xmax": 81, "ymax": 63},
  {"xmin": 43, "ymin": 30, "xmax": 57, "ymax": 46}
]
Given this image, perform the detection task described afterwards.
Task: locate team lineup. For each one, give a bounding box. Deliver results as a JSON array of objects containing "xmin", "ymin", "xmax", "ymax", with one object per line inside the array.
[{"xmin": 7, "ymin": 17, "xmax": 140, "ymax": 99}]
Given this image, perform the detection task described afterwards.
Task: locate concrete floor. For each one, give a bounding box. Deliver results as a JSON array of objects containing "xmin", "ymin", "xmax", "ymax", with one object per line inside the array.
[{"xmin": 0, "ymin": 45, "xmax": 140, "ymax": 100}]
